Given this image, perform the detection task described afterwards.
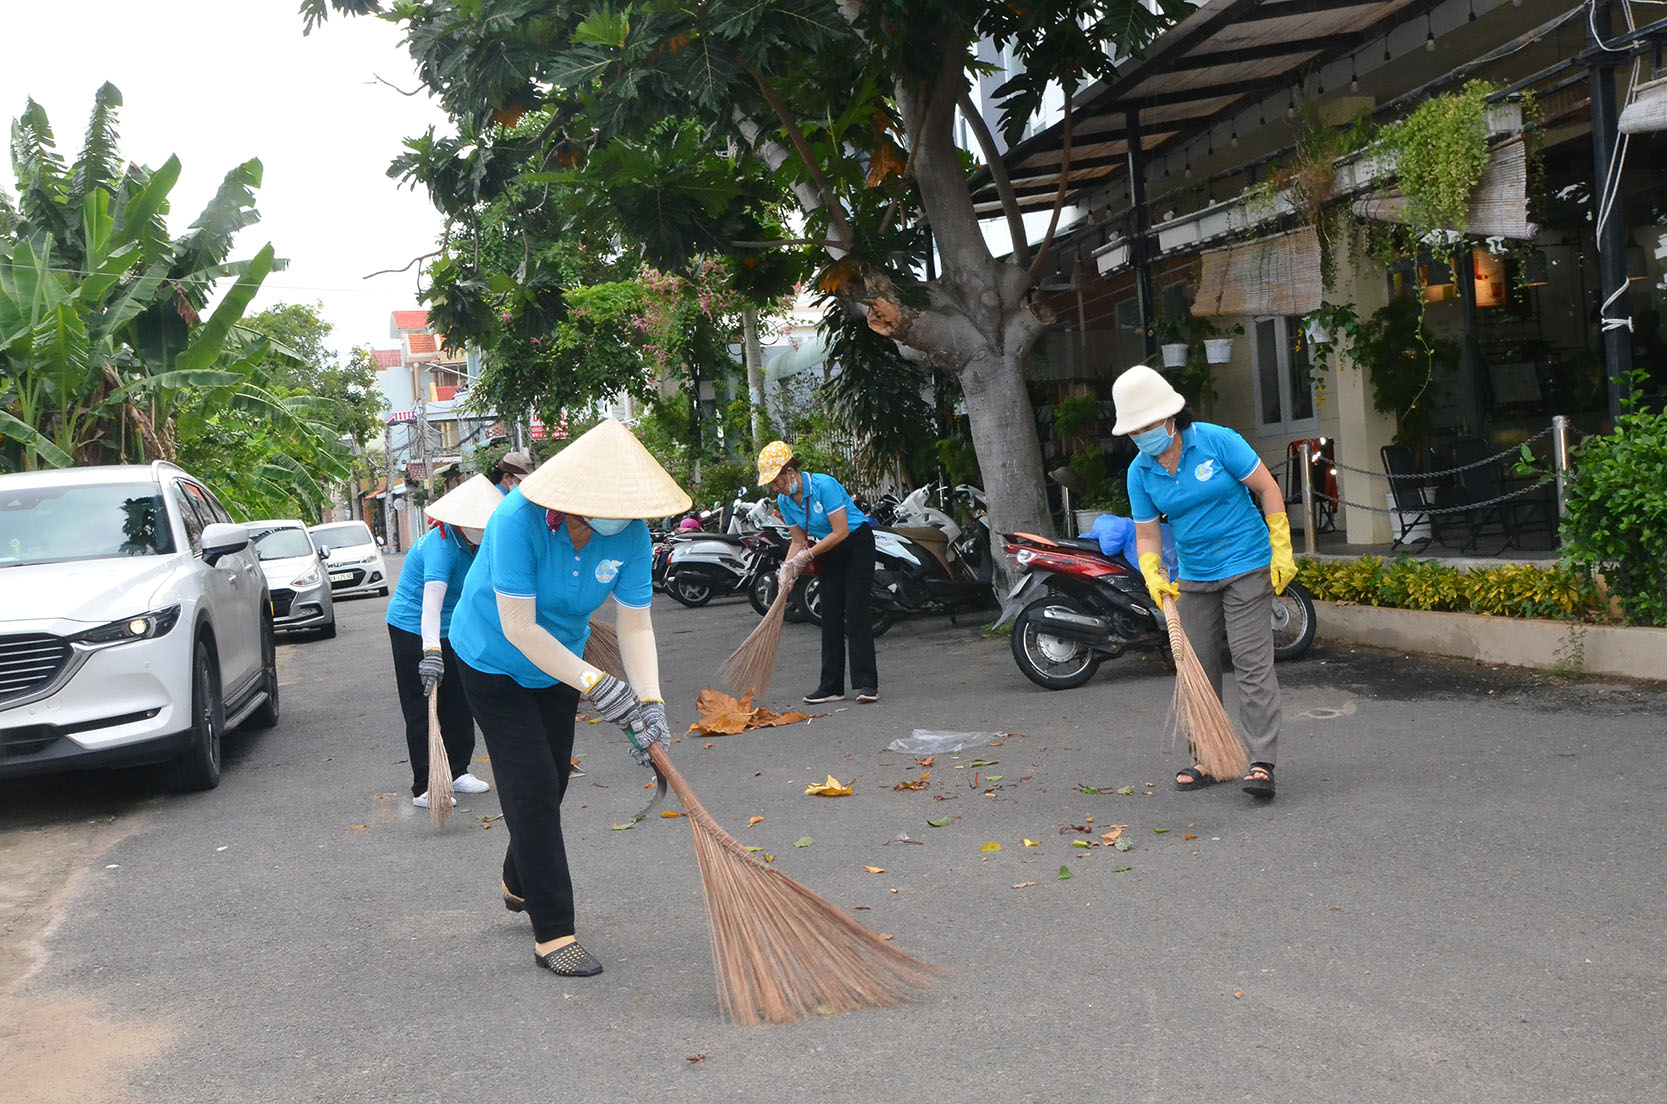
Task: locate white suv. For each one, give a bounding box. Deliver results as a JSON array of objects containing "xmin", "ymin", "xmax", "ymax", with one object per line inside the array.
[{"xmin": 0, "ymin": 462, "xmax": 279, "ymax": 790}]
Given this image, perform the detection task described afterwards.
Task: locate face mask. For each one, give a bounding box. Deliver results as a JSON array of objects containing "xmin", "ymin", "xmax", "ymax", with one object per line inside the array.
[
  {"xmin": 458, "ymin": 525, "xmax": 485, "ymax": 547},
  {"xmin": 1131, "ymin": 424, "xmax": 1174, "ymax": 457},
  {"xmin": 587, "ymin": 517, "xmax": 631, "ymax": 536}
]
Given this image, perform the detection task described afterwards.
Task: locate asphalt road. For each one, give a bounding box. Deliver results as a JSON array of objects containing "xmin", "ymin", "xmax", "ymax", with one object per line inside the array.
[{"xmin": 3, "ymin": 566, "xmax": 1664, "ymax": 1104}]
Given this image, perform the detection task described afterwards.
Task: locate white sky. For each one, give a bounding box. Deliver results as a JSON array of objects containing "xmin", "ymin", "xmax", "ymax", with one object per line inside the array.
[{"xmin": 0, "ymin": 0, "xmax": 450, "ymax": 362}]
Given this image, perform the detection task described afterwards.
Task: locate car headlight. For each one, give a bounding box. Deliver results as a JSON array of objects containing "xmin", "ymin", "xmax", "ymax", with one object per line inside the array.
[
  {"xmin": 290, "ymin": 567, "xmax": 322, "ymax": 588},
  {"xmin": 71, "ymin": 605, "xmax": 182, "ymax": 647}
]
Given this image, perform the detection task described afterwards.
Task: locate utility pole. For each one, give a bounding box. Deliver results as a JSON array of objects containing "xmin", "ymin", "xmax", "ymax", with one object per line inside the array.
[
  {"xmin": 415, "ymin": 365, "xmax": 434, "ymax": 532},
  {"xmin": 383, "ymin": 422, "xmax": 399, "ymax": 553}
]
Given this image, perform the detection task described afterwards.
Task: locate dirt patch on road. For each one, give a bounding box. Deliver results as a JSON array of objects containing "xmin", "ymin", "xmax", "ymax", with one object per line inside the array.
[{"xmin": 0, "ymin": 811, "xmax": 173, "ymax": 1104}]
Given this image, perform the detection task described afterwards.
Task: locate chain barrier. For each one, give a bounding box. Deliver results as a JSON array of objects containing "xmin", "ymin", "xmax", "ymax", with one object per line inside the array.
[
  {"xmin": 1328, "ymin": 476, "xmax": 1554, "ymax": 516},
  {"xmin": 1325, "ymin": 426, "xmax": 1555, "ymax": 482}
]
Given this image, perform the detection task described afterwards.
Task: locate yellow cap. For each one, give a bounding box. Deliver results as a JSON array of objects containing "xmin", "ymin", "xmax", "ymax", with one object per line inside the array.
[{"xmin": 756, "ymin": 440, "xmax": 795, "ymax": 485}]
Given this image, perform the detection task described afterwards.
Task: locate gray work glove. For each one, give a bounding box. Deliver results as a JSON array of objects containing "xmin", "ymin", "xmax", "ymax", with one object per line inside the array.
[
  {"xmin": 586, "ymin": 672, "xmax": 645, "ymax": 742},
  {"xmin": 632, "ymin": 700, "xmax": 672, "ymax": 768},
  {"xmin": 418, "ymin": 649, "xmax": 445, "ymax": 696}
]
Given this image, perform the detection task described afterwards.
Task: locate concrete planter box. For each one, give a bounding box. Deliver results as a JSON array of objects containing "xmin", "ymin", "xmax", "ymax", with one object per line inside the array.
[{"xmin": 1314, "ymin": 601, "xmax": 1667, "ymax": 682}]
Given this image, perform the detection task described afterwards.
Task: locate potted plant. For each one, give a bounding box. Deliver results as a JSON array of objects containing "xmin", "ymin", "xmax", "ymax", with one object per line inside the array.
[
  {"xmin": 1153, "ymin": 316, "xmax": 1190, "ymax": 369},
  {"xmin": 1199, "ymin": 319, "xmax": 1245, "ymax": 364},
  {"xmin": 1303, "ymin": 302, "xmax": 1363, "ymax": 358}
]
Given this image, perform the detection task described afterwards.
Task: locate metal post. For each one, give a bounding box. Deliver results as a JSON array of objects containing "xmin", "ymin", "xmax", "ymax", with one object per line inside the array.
[
  {"xmin": 1552, "ymin": 414, "xmax": 1570, "ymax": 520},
  {"xmin": 1125, "ymin": 110, "xmax": 1157, "ymax": 361},
  {"xmin": 1298, "ymin": 441, "xmax": 1316, "ymax": 556},
  {"xmin": 383, "ymin": 423, "xmax": 399, "ymax": 554},
  {"xmin": 1589, "ymin": 2, "xmax": 1635, "ymax": 421}
]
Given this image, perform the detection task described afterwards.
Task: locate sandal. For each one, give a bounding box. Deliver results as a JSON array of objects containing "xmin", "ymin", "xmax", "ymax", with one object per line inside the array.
[
  {"xmin": 1174, "ymin": 765, "xmax": 1222, "ymax": 792},
  {"xmin": 1242, "ymin": 763, "xmax": 1276, "ymax": 799},
  {"xmin": 535, "ymin": 941, "xmax": 603, "ymax": 977}
]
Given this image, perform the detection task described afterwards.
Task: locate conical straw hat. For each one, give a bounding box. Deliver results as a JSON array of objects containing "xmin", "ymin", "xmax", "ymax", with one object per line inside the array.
[
  {"xmin": 519, "ymin": 418, "xmax": 693, "ymax": 518},
  {"xmin": 425, "ymin": 474, "xmax": 504, "ymax": 529}
]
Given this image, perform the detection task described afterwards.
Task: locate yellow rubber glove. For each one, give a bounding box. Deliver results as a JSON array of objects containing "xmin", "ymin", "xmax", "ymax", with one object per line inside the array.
[
  {"xmin": 1267, "ymin": 512, "xmax": 1297, "ymax": 595},
  {"xmin": 1138, "ymin": 551, "xmax": 1179, "ymax": 608}
]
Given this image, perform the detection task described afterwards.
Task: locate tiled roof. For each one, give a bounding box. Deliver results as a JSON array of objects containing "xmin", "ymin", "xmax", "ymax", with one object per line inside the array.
[
  {"xmin": 406, "ymin": 333, "xmax": 438, "ymax": 355},
  {"xmin": 391, "ymin": 310, "xmax": 429, "ymax": 333},
  {"xmin": 370, "ymin": 348, "xmax": 403, "ymax": 369}
]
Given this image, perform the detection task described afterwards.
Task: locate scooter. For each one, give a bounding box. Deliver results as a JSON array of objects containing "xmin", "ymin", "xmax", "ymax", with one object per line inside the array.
[{"xmin": 662, "ymin": 499, "xmax": 785, "ymax": 608}]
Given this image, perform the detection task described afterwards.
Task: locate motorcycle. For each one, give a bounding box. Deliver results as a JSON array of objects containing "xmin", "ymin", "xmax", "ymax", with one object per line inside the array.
[
  {"xmin": 663, "ymin": 498, "xmax": 788, "ymax": 609},
  {"xmin": 1003, "ymin": 531, "xmax": 1315, "ymax": 690}
]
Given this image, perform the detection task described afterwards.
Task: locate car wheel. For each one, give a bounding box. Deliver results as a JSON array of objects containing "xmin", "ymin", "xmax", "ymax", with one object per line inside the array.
[
  {"xmin": 377, "ymin": 587, "xmax": 389, "ymax": 597},
  {"xmin": 319, "ymin": 617, "xmax": 338, "ymax": 640},
  {"xmin": 166, "ymin": 638, "xmax": 224, "ymax": 791},
  {"xmin": 248, "ymin": 617, "xmax": 281, "ymax": 729}
]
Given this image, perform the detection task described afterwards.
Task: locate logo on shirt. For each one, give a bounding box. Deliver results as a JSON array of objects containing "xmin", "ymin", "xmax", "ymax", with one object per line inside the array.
[
  {"xmin": 812, "ymin": 500, "xmax": 826, "ymax": 515},
  {"xmin": 1194, "ymin": 459, "xmax": 1218, "ymax": 482},
  {"xmin": 594, "ymin": 559, "xmax": 623, "ymax": 585}
]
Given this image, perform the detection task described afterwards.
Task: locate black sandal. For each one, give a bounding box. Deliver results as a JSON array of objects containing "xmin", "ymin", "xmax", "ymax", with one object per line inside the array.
[
  {"xmin": 1174, "ymin": 765, "xmax": 1222, "ymax": 792},
  {"xmin": 1242, "ymin": 763, "xmax": 1276, "ymax": 799},
  {"xmin": 535, "ymin": 941, "xmax": 603, "ymax": 977}
]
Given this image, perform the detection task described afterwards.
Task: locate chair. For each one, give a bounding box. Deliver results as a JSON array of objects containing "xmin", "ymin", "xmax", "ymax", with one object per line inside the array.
[
  {"xmin": 1447, "ymin": 435, "xmax": 1517, "ymax": 554},
  {"xmin": 1380, "ymin": 444, "xmax": 1437, "ymax": 552}
]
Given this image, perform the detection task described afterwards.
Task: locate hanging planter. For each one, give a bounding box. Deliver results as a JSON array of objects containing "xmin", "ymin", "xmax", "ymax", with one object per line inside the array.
[
  {"xmin": 1305, "ymin": 319, "xmax": 1332, "ymax": 345},
  {"xmin": 1203, "ymin": 338, "xmax": 1235, "ymax": 364},
  {"xmin": 1160, "ymin": 343, "xmax": 1189, "ymax": 369}
]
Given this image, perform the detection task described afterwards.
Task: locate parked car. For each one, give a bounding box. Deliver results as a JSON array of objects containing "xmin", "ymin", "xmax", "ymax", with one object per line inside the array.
[
  {"xmin": 0, "ymin": 462, "xmax": 279, "ymax": 790},
  {"xmin": 308, "ymin": 520, "xmax": 389, "ymax": 598},
  {"xmin": 247, "ymin": 521, "xmax": 336, "ymax": 639}
]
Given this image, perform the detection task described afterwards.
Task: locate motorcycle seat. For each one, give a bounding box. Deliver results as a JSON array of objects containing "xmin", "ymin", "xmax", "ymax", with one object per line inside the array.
[
  {"xmin": 1055, "ymin": 536, "xmax": 1107, "ymax": 555},
  {"xmin": 879, "ymin": 525, "xmax": 955, "ymax": 576},
  {"xmin": 679, "ymin": 531, "xmax": 747, "ymax": 545}
]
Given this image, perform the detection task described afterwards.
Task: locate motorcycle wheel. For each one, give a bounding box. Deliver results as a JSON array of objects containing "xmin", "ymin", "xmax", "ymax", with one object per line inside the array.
[
  {"xmin": 1011, "ymin": 595, "xmax": 1103, "ymax": 690},
  {"xmin": 1271, "ymin": 579, "xmax": 1317, "ymax": 661},
  {"xmin": 748, "ymin": 571, "xmax": 777, "ymax": 617},
  {"xmin": 667, "ymin": 574, "xmax": 714, "ymax": 608},
  {"xmin": 794, "ymin": 577, "xmax": 896, "ymax": 637}
]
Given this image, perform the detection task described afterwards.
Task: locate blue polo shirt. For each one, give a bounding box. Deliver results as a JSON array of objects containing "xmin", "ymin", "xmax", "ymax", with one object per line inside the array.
[
  {"xmin": 385, "ymin": 526, "xmax": 474, "ymax": 637},
  {"xmin": 1126, "ymin": 422, "xmax": 1270, "ymax": 582},
  {"xmin": 777, "ymin": 472, "xmax": 869, "ymax": 541},
  {"xmin": 448, "ymin": 488, "xmax": 653, "ymax": 688}
]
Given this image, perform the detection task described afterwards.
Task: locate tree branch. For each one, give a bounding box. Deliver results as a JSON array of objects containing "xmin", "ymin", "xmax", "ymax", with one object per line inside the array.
[
  {"xmin": 1027, "ymin": 85, "xmax": 1073, "ymax": 281},
  {"xmin": 959, "ymin": 89, "xmax": 1030, "ymax": 270},
  {"xmin": 368, "ymin": 74, "xmax": 423, "ymax": 97},
  {"xmin": 730, "ymin": 238, "xmax": 845, "ymax": 250},
  {"xmin": 738, "ymin": 59, "xmax": 855, "ymax": 251},
  {"xmin": 363, "ymin": 249, "xmax": 442, "ymax": 280}
]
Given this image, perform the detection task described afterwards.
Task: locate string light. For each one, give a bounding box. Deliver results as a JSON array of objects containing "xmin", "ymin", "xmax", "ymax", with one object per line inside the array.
[
  {"xmin": 1383, "ymin": 35, "xmax": 1392, "ymax": 63},
  {"xmin": 1425, "ymin": 12, "xmax": 1437, "ymax": 52},
  {"xmin": 1315, "ymin": 70, "xmax": 1325, "ymax": 97},
  {"xmin": 1468, "ymin": 0, "xmax": 1477, "ymax": 21},
  {"xmin": 1285, "ymin": 84, "xmax": 1298, "ymax": 121},
  {"xmin": 1350, "ymin": 54, "xmax": 1360, "ymax": 94},
  {"xmin": 1231, "ymin": 119, "xmax": 1240, "ymax": 150},
  {"xmin": 1184, "ymin": 148, "xmax": 1193, "ymax": 179}
]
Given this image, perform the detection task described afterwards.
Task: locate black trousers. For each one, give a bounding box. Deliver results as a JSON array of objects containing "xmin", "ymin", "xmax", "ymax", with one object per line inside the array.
[
  {"xmin": 817, "ymin": 522, "xmax": 878, "ymax": 694},
  {"xmin": 458, "ymin": 661, "xmax": 581, "ymax": 943},
  {"xmin": 388, "ymin": 624, "xmax": 476, "ymax": 797}
]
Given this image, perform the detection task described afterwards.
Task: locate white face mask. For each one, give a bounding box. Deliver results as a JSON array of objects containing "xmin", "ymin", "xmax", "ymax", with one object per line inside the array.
[
  {"xmin": 458, "ymin": 525, "xmax": 485, "ymax": 546},
  {"xmin": 587, "ymin": 517, "xmax": 631, "ymax": 536}
]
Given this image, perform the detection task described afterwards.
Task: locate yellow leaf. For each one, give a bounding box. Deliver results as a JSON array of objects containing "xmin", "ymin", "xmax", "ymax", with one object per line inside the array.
[
  {"xmin": 748, "ymin": 816, "xmax": 765, "ymax": 827},
  {"xmin": 1023, "ymin": 838, "xmax": 1040, "ymax": 847},
  {"xmin": 660, "ymin": 810, "xmax": 681, "ymax": 818},
  {"xmin": 864, "ymin": 865, "xmax": 886, "ymax": 874},
  {"xmin": 805, "ymin": 774, "xmax": 853, "ymax": 797},
  {"xmin": 980, "ymin": 841, "xmax": 1002, "ymax": 853}
]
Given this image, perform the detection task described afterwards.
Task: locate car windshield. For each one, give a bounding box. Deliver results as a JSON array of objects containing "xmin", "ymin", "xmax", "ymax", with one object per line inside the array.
[
  {"xmin": 250, "ymin": 527, "xmax": 314, "ymax": 561},
  {"xmin": 311, "ymin": 523, "xmax": 372, "ymax": 549},
  {"xmin": 0, "ymin": 483, "xmax": 175, "ymax": 567}
]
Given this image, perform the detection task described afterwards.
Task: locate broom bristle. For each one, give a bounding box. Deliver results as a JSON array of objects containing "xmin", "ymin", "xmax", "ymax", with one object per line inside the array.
[
  {"xmin": 718, "ymin": 584, "xmax": 789, "ymax": 699},
  {"xmin": 1159, "ymin": 596, "xmax": 1250, "ymax": 782},
  {"xmin": 584, "ymin": 617, "xmax": 626, "ymax": 681},
  {"xmin": 426, "ymin": 691, "xmax": 454, "ymax": 829},
  {"xmin": 649, "ymin": 744, "xmax": 942, "ymax": 1026}
]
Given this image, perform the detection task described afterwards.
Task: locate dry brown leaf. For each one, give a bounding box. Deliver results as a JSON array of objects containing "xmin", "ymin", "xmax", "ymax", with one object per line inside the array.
[
  {"xmin": 1100, "ymin": 825, "xmax": 1127, "ymax": 845},
  {"xmin": 688, "ymin": 687, "xmax": 828, "ymax": 735},
  {"xmin": 916, "ymin": 756, "xmax": 935, "ymax": 768},
  {"xmin": 864, "ymin": 865, "xmax": 886, "ymax": 874},
  {"xmin": 687, "ymin": 1052, "xmax": 708, "ymax": 1063},
  {"xmin": 1011, "ymin": 881, "xmax": 1037, "ymax": 889},
  {"xmin": 892, "ymin": 779, "xmax": 928, "ymax": 791},
  {"xmin": 747, "ymin": 816, "xmax": 765, "ymax": 827}
]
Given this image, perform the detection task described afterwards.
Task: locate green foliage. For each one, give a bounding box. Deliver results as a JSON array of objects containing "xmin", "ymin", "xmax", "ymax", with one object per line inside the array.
[
  {"xmin": 1052, "ymin": 395, "xmax": 1098, "ymax": 442},
  {"xmin": 1373, "ymin": 82, "xmax": 1496, "ymax": 262},
  {"xmin": 1352, "ymin": 298, "xmax": 1460, "ymax": 446},
  {"xmin": 819, "ymin": 301, "xmax": 935, "ymax": 488},
  {"xmin": 1295, "ymin": 555, "xmax": 1607, "ymax": 622},
  {"xmin": 242, "ymin": 303, "xmax": 385, "ymax": 448},
  {"xmin": 934, "ymin": 435, "xmax": 981, "ymax": 489},
  {"xmin": 1558, "ymin": 405, "xmax": 1667, "ymax": 627},
  {"xmin": 1067, "ymin": 450, "xmax": 1128, "ymax": 512}
]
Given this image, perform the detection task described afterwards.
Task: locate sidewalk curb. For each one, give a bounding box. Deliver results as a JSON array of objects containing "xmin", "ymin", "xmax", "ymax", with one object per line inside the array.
[{"xmin": 1315, "ymin": 601, "xmax": 1667, "ymax": 682}]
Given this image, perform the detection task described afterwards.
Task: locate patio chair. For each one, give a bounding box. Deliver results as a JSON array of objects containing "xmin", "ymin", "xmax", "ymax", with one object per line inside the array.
[
  {"xmin": 1447, "ymin": 435, "xmax": 1518, "ymax": 554},
  {"xmin": 1380, "ymin": 444, "xmax": 1437, "ymax": 552}
]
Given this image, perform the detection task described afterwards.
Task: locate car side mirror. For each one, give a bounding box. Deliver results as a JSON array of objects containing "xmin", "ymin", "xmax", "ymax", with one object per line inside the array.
[
  {"xmin": 317, "ymin": 547, "xmax": 329, "ymax": 560},
  {"xmin": 201, "ymin": 522, "xmax": 251, "ymax": 566}
]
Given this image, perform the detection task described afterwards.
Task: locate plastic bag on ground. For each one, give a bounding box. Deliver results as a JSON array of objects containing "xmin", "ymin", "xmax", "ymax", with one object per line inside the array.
[{"xmin": 886, "ymin": 730, "xmax": 999, "ymax": 754}]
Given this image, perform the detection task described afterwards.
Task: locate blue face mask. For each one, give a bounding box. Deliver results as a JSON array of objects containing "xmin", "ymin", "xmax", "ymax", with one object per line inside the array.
[
  {"xmin": 586, "ymin": 517, "xmax": 632, "ymax": 536},
  {"xmin": 1131, "ymin": 424, "xmax": 1174, "ymax": 457}
]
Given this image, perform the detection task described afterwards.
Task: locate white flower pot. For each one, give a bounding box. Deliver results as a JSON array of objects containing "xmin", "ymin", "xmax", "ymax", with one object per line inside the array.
[
  {"xmin": 1203, "ymin": 338, "xmax": 1235, "ymax": 364},
  {"xmin": 1305, "ymin": 320, "xmax": 1332, "ymax": 345},
  {"xmin": 1160, "ymin": 343, "xmax": 1189, "ymax": 368},
  {"xmin": 1073, "ymin": 508, "xmax": 1106, "ymax": 537}
]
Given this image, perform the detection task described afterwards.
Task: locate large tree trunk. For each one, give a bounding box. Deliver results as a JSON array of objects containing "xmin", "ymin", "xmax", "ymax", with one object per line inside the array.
[{"xmin": 959, "ymin": 347, "xmax": 1050, "ymax": 547}]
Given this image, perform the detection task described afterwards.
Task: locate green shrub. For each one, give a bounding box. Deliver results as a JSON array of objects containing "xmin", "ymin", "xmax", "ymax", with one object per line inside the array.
[
  {"xmin": 1559, "ymin": 408, "xmax": 1667, "ymax": 627},
  {"xmin": 1294, "ymin": 556, "xmax": 1607, "ymax": 622}
]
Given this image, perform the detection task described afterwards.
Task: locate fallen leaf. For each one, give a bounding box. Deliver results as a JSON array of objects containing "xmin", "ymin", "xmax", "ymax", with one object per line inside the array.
[
  {"xmin": 610, "ymin": 822, "xmax": 636, "ymax": 830},
  {"xmin": 1116, "ymin": 785, "xmax": 1135, "ymax": 796},
  {"xmin": 1057, "ymin": 865, "xmax": 1073, "ymax": 880},
  {"xmin": 1113, "ymin": 837, "xmax": 1134, "ymax": 852},
  {"xmin": 688, "ymin": 687, "xmax": 828, "ymax": 735},
  {"xmin": 764, "ymin": 854, "xmax": 775, "ymax": 863},
  {"xmin": 1023, "ymin": 838, "xmax": 1040, "ymax": 847},
  {"xmin": 1011, "ymin": 881, "xmax": 1037, "ymax": 889},
  {"xmin": 660, "ymin": 810, "xmax": 681, "ymax": 818},
  {"xmin": 805, "ymin": 774, "xmax": 853, "ymax": 797},
  {"xmin": 916, "ymin": 756, "xmax": 935, "ymax": 768},
  {"xmin": 1112, "ymin": 865, "xmax": 1131, "ymax": 873},
  {"xmin": 1152, "ymin": 827, "xmax": 1169, "ymax": 834},
  {"xmin": 1079, "ymin": 784, "xmax": 1100, "ymax": 795},
  {"xmin": 743, "ymin": 845, "xmax": 764, "ymax": 853},
  {"xmin": 1072, "ymin": 840, "xmax": 1092, "ymax": 849},
  {"xmin": 893, "ymin": 779, "xmax": 928, "ymax": 791},
  {"xmin": 970, "ymin": 758, "xmax": 998, "ymax": 767},
  {"xmin": 748, "ymin": 816, "xmax": 765, "ymax": 827},
  {"xmin": 979, "ymin": 841, "xmax": 1002, "ymax": 853},
  {"xmin": 888, "ymin": 887, "xmax": 898, "ymax": 894},
  {"xmin": 851, "ymin": 906, "xmax": 870, "ymax": 911},
  {"xmin": 1234, "ymin": 991, "xmax": 1244, "ymax": 1000},
  {"xmin": 687, "ymin": 1052, "xmax": 708, "ymax": 1062},
  {"xmin": 1183, "ymin": 833, "xmax": 1197, "ymax": 840},
  {"xmin": 704, "ymin": 742, "xmax": 714, "ymax": 750},
  {"xmin": 1100, "ymin": 826, "xmax": 1126, "ymax": 845},
  {"xmin": 864, "ymin": 865, "xmax": 886, "ymax": 874},
  {"xmin": 985, "ymin": 775, "xmax": 1004, "ymax": 782},
  {"xmin": 926, "ymin": 817, "xmax": 951, "ymax": 828},
  {"xmin": 795, "ymin": 836, "xmax": 813, "ymax": 848}
]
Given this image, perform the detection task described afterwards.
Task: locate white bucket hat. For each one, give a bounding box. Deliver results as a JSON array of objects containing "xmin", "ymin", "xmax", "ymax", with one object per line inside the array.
[
  {"xmin": 425, "ymin": 474, "xmax": 503, "ymax": 529},
  {"xmin": 1111, "ymin": 364, "xmax": 1186, "ymax": 435},
  {"xmin": 518, "ymin": 417, "xmax": 693, "ymax": 518}
]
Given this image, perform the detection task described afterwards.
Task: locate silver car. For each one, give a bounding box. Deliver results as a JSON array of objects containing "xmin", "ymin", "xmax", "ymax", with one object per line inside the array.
[
  {"xmin": 0, "ymin": 463, "xmax": 279, "ymax": 790},
  {"xmin": 308, "ymin": 520, "xmax": 389, "ymax": 598},
  {"xmin": 247, "ymin": 521, "xmax": 337, "ymax": 638}
]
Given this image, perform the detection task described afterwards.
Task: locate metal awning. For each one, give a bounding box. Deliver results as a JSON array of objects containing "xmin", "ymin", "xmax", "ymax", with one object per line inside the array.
[{"xmin": 971, "ymin": 0, "xmax": 1444, "ymax": 216}]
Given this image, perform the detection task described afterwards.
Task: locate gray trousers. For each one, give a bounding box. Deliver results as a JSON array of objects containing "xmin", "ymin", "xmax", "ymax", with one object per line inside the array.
[{"xmin": 1177, "ymin": 568, "xmax": 1281, "ymax": 766}]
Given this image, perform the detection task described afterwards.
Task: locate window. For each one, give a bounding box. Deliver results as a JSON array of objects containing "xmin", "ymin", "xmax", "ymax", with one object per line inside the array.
[
  {"xmin": 1250, "ymin": 317, "xmax": 1317, "ymax": 434},
  {"xmin": 438, "ymin": 421, "xmax": 460, "ymax": 451},
  {"xmin": 171, "ymin": 482, "xmax": 207, "ymax": 551}
]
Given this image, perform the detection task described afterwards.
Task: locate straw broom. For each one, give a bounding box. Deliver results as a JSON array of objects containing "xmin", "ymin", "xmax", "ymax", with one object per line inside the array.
[
  {"xmin": 584, "ymin": 617, "xmax": 626, "ymax": 681},
  {"xmin": 1158, "ymin": 595, "xmax": 1249, "ymax": 782},
  {"xmin": 717, "ymin": 566, "xmax": 794, "ymax": 699},
  {"xmin": 426, "ymin": 690, "xmax": 454, "ymax": 829},
  {"xmin": 647, "ymin": 741, "xmax": 941, "ymax": 1025}
]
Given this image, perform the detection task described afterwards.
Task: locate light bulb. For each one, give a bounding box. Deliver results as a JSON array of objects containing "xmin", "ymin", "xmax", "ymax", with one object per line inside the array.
[{"xmin": 1425, "ymin": 31, "xmax": 1436, "ymax": 52}]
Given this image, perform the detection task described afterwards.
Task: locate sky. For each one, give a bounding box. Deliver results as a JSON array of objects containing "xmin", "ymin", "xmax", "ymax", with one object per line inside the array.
[{"xmin": 0, "ymin": 0, "xmax": 451, "ymax": 362}]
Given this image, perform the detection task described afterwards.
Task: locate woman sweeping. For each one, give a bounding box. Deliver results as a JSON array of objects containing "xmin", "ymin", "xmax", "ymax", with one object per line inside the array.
[
  {"xmin": 756, "ymin": 441, "xmax": 879, "ymax": 705},
  {"xmin": 384, "ymin": 474, "xmax": 501, "ymax": 808},
  {"xmin": 448, "ymin": 419, "xmax": 689, "ymax": 977},
  {"xmin": 1111, "ymin": 365, "xmax": 1298, "ymax": 800}
]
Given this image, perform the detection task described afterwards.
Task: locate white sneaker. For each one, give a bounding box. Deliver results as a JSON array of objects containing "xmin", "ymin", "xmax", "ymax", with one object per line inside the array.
[
  {"xmin": 412, "ymin": 792, "xmax": 457, "ymax": 809},
  {"xmin": 452, "ymin": 772, "xmax": 491, "ymax": 794}
]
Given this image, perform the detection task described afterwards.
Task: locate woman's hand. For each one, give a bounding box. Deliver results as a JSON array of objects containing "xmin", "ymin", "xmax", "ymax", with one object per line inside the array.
[
  {"xmin": 633, "ymin": 700, "xmax": 673, "ymax": 767},
  {"xmin": 585, "ymin": 672, "xmax": 646, "ymax": 741}
]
